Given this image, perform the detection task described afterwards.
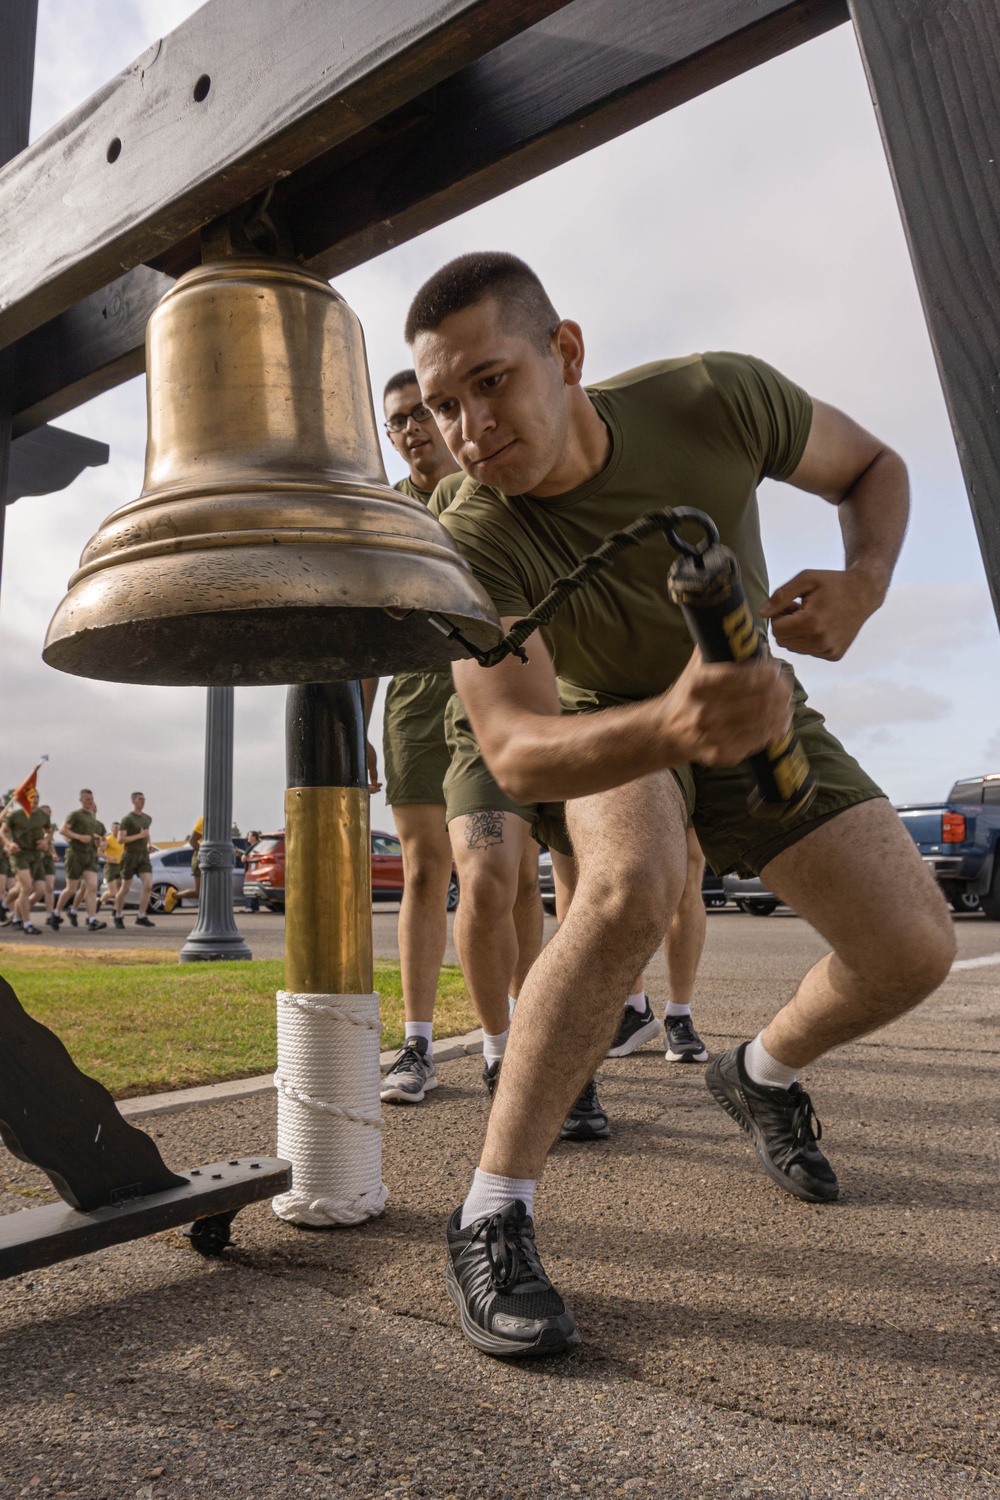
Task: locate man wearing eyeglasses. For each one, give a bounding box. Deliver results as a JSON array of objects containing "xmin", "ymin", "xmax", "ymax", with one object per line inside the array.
[{"xmin": 374, "ymin": 372, "xmax": 549, "ymax": 1114}]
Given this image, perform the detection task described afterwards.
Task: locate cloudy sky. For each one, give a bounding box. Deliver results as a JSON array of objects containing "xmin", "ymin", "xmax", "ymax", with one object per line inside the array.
[{"xmin": 3, "ymin": 0, "xmax": 999, "ymax": 840}]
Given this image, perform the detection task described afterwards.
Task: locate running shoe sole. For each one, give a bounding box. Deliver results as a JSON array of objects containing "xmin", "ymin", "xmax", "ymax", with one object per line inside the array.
[
  {"xmin": 705, "ymin": 1058, "xmax": 838, "ymax": 1203},
  {"xmin": 444, "ymin": 1260, "xmax": 580, "ymax": 1359},
  {"xmin": 665, "ymin": 1042, "xmax": 708, "ymax": 1064},
  {"xmin": 606, "ymin": 1015, "xmax": 663, "ymax": 1057},
  {"xmin": 380, "ymin": 1075, "xmax": 439, "ymax": 1105}
]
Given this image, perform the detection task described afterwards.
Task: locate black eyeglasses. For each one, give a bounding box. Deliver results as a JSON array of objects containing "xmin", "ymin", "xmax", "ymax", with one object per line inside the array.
[{"xmin": 384, "ymin": 400, "xmax": 433, "ymax": 434}]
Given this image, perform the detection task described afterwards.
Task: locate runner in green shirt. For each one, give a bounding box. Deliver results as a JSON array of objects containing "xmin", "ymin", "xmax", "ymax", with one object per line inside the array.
[
  {"xmin": 54, "ymin": 789, "xmax": 108, "ymax": 930},
  {"xmin": 37, "ymin": 805, "xmax": 59, "ymax": 929},
  {"xmin": 2, "ymin": 795, "xmax": 48, "ymax": 933},
  {"xmin": 406, "ymin": 251, "xmax": 955, "ymax": 1358},
  {"xmin": 114, "ymin": 792, "xmax": 156, "ymax": 928}
]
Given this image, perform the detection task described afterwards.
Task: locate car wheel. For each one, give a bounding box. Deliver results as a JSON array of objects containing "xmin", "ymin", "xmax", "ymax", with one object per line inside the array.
[
  {"xmin": 746, "ymin": 899, "xmax": 779, "ymax": 916},
  {"xmin": 149, "ymin": 882, "xmax": 176, "ymax": 915},
  {"xmin": 542, "ymin": 898, "xmax": 557, "ymax": 916},
  {"xmin": 978, "ymin": 863, "xmax": 1000, "ymax": 921},
  {"xmin": 446, "ymin": 875, "xmax": 460, "ymax": 913},
  {"xmin": 950, "ymin": 891, "xmax": 981, "ymax": 914},
  {"xmin": 702, "ymin": 895, "xmax": 727, "ymax": 909}
]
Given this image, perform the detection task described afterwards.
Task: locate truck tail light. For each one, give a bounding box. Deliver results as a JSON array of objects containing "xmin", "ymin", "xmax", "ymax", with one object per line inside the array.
[{"xmin": 942, "ymin": 812, "xmax": 966, "ymax": 843}]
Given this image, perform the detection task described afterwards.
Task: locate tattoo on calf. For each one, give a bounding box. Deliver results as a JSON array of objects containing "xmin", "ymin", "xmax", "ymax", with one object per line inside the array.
[{"xmin": 465, "ymin": 811, "xmax": 506, "ymax": 849}]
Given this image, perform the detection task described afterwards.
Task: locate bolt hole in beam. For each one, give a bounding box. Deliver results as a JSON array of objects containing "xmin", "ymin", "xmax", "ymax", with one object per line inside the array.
[
  {"xmin": 193, "ymin": 74, "xmax": 211, "ymax": 103},
  {"xmin": 106, "ymin": 137, "xmax": 121, "ymax": 163}
]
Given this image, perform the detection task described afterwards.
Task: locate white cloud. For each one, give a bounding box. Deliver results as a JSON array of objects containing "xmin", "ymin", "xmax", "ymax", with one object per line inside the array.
[{"xmin": 813, "ymin": 678, "xmax": 950, "ymax": 737}]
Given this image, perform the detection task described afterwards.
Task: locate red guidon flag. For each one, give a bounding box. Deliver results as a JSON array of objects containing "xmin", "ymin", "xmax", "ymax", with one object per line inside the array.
[{"xmin": 11, "ymin": 764, "xmax": 42, "ymax": 813}]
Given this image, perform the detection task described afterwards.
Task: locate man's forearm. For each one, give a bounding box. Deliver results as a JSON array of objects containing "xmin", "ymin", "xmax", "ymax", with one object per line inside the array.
[{"xmin": 839, "ymin": 447, "xmax": 909, "ymax": 603}]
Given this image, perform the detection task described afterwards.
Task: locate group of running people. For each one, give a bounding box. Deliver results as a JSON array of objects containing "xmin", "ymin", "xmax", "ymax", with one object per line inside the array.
[
  {"xmin": 0, "ymin": 789, "xmax": 158, "ymax": 933},
  {"xmin": 371, "ymin": 251, "xmax": 955, "ymax": 1359}
]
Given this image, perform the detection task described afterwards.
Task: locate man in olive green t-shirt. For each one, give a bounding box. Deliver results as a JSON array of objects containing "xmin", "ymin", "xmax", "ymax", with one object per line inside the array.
[
  {"xmin": 2, "ymin": 793, "xmax": 49, "ymax": 934},
  {"xmin": 55, "ymin": 788, "xmax": 108, "ymax": 930},
  {"xmin": 114, "ymin": 792, "xmax": 155, "ymax": 928},
  {"xmin": 406, "ymin": 251, "xmax": 956, "ymax": 1359}
]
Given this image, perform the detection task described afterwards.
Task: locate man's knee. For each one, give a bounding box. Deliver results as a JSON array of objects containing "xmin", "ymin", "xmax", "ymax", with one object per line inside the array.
[{"xmin": 848, "ymin": 901, "xmax": 955, "ymax": 1007}]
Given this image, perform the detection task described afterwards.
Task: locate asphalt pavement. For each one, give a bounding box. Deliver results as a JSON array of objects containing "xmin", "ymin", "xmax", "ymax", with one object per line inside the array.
[{"xmin": 0, "ymin": 910, "xmax": 998, "ymax": 1497}]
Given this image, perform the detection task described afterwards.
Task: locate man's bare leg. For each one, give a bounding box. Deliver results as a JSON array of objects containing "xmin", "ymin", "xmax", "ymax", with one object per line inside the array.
[
  {"xmin": 478, "ymin": 772, "xmax": 688, "ymax": 1186},
  {"xmin": 380, "ymin": 802, "xmax": 452, "ymax": 1105},
  {"xmin": 510, "ymin": 838, "xmax": 544, "ymax": 998},
  {"xmin": 661, "ymin": 828, "xmax": 709, "ymax": 1062},
  {"xmin": 394, "ymin": 803, "xmax": 453, "ymax": 1024},
  {"xmin": 449, "ymin": 810, "xmax": 533, "ymax": 1040},
  {"xmin": 705, "ymin": 797, "xmax": 955, "ymax": 1201}
]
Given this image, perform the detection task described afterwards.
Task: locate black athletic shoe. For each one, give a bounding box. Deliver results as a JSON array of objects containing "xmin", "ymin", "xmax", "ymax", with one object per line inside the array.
[
  {"xmin": 0, "ymin": 909, "xmax": 9, "ymax": 927},
  {"xmin": 135, "ymin": 915, "xmax": 155, "ymax": 928},
  {"xmin": 45, "ymin": 912, "xmax": 62, "ymax": 929},
  {"xmin": 559, "ymin": 1078, "xmax": 611, "ymax": 1141},
  {"xmin": 86, "ymin": 917, "xmax": 107, "ymax": 931},
  {"xmin": 66, "ymin": 909, "xmax": 78, "ymax": 928},
  {"xmin": 664, "ymin": 1014, "xmax": 708, "ymax": 1064},
  {"xmin": 482, "ymin": 1059, "xmax": 502, "ymax": 1099},
  {"xmin": 445, "ymin": 1200, "xmax": 579, "ymax": 1358},
  {"xmin": 706, "ymin": 1043, "xmax": 838, "ymax": 1203},
  {"xmin": 112, "ymin": 914, "xmax": 125, "ymax": 929},
  {"xmin": 22, "ymin": 922, "xmax": 42, "ymax": 935},
  {"xmin": 607, "ymin": 1001, "xmax": 663, "ymax": 1058}
]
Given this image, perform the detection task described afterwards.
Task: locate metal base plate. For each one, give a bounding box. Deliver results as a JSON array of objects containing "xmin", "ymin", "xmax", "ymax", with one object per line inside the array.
[{"xmin": 0, "ymin": 1156, "xmax": 290, "ymax": 1280}]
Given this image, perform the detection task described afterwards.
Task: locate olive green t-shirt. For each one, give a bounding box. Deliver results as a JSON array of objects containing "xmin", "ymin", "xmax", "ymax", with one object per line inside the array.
[
  {"xmin": 65, "ymin": 808, "xmax": 106, "ymax": 846},
  {"xmin": 5, "ymin": 806, "xmax": 49, "ymax": 852},
  {"xmin": 437, "ymin": 353, "xmax": 812, "ymax": 703},
  {"xmin": 120, "ymin": 811, "xmax": 152, "ymax": 849},
  {"xmin": 392, "ymin": 471, "xmax": 468, "ymax": 677}
]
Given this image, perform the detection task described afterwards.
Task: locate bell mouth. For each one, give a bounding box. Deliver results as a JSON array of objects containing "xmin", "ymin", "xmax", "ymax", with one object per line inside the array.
[
  {"xmin": 43, "ymin": 604, "xmax": 498, "ymax": 687},
  {"xmin": 43, "ymin": 538, "xmax": 502, "ymax": 687}
]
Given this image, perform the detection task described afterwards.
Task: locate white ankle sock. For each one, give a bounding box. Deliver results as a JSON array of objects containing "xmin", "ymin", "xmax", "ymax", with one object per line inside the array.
[
  {"xmin": 665, "ymin": 1002, "xmax": 692, "ymax": 1018},
  {"xmin": 626, "ymin": 991, "xmax": 647, "ymax": 1014},
  {"xmin": 482, "ymin": 1028, "xmax": 508, "ymax": 1067},
  {"xmin": 460, "ymin": 1168, "xmax": 536, "ymax": 1228},
  {"xmin": 405, "ymin": 1021, "xmax": 433, "ymax": 1057},
  {"xmin": 744, "ymin": 1032, "xmax": 799, "ymax": 1089}
]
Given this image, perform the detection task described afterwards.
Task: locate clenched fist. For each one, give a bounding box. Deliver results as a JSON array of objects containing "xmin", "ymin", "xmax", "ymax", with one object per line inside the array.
[{"xmin": 657, "ymin": 650, "xmax": 793, "ymax": 767}]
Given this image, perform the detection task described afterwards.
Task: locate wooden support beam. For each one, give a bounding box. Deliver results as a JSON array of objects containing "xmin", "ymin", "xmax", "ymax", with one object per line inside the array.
[
  {"xmin": 848, "ymin": 1, "xmax": 1000, "ymax": 628},
  {"xmin": 8, "ymin": 0, "xmax": 847, "ymax": 435},
  {"xmin": 0, "ymin": 0, "xmax": 570, "ymax": 350},
  {"xmin": 295, "ymin": 0, "xmax": 849, "ymax": 280},
  {"xmin": 11, "ymin": 268, "xmax": 172, "ymax": 437}
]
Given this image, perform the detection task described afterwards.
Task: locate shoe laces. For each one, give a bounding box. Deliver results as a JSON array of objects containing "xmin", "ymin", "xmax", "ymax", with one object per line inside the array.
[
  {"xmin": 668, "ymin": 1015, "xmax": 698, "ymax": 1044},
  {"xmin": 472, "ymin": 1206, "xmax": 538, "ymax": 1292},
  {"xmin": 574, "ymin": 1077, "xmax": 599, "ymax": 1112},
  {"xmin": 789, "ymin": 1087, "xmax": 822, "ymax": 1149},
  {"xmin": 390, "ymin": 1043, "xmax": 425, "ymax": 1076}
]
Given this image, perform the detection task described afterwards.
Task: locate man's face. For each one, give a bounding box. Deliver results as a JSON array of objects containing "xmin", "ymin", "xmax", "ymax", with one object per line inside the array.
[
  {"xmin": 133, "ymin": 795, "xmax": 145, "ymax": 812},
  {"xmin": 414, "ymin": 298, "xmax": 571, "ymax": 496},
  {"xmin": 383, "ymin": 382, "xmax": 452, "ymax": 481},
  {"xmin": 81, "ymin": 792, "xmax": 96, "ymax": 813}
]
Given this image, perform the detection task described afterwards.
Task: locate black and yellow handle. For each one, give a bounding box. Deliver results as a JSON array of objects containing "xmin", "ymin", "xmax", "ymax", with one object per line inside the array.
[{"xmin": 667, "ymin": 542, "xmax": 816, "ymax": 821}]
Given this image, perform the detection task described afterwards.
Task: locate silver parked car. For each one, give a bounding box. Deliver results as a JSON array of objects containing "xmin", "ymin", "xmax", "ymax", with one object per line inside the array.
[{"xmin": 119, "ymin": 840, "xmax": 249, "ymax": 913}]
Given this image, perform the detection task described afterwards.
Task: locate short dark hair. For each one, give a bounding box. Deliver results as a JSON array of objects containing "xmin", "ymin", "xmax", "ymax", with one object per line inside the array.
[
  {"xmin": 404, "ymin": 252, "xmax": 559, "ymax": 353},
  {"xmin": 80, "ymin": 788, "xmax": 93, "ymax": 798},
  {"xmin": 383, "ymin": 368, "xmax": 419, "ymax": 402},
  {"xmin": 131, "ymin": 791, "xmax": 144, "ymax": 799}
]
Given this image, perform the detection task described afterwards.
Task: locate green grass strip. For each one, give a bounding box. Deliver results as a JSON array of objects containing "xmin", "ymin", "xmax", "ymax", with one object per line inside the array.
[{"xmin": 0, "ymin": 946, "xmax": 475, "ymax": 1098}]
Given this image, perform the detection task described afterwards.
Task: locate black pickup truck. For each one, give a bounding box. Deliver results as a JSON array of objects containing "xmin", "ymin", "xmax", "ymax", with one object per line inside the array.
[{"xmin": 896, "ymin": 774, "xmax": 1000, "ymax": 917}]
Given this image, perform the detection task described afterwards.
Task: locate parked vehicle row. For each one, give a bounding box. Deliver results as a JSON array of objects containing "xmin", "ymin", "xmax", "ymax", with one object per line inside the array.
[
  {"xmin": 242, "ymin": 831, "xmax": 460, "ymax": 914},
  {"xmin": 896, "ymin": 773, "xmax": 1000, "ymax": 918}
]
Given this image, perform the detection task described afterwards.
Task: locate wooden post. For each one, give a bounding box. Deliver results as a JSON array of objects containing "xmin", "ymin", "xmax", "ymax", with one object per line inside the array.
[
  {"xmin": 0, "ymin": 0, "xmax": 38, "ymax": 606},
  {"xmin": 849, "ymin": 0, "xmax": 1000, "ymax": 626}
]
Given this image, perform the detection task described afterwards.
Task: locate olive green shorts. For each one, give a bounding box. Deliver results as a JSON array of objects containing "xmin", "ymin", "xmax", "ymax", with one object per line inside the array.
[
  {"xmin": 382, "ymin": 669, "xmax": 455, "ymax": 807},
  {"xmin": 40, "ymin": 853, "xmax": 54, "ymax": 877},
  {"xmin": 442, "ymin": 694, "xmax": 573, "ymax": 857},
  {"xmin": 558, "ymin": 675, "xmax": 884, "ymax": 877},
  {"xmin": 104, "ymin": 862, "xmax": 122, "ymax": 882},
  {"xmin": 13, "ymin": 851, "xmax": 45, "ymax": 881},
  {"xmin": 65, "ymin": 846, "xmax": 99, "ymax": 881},
  {"xmin": 120, "ymin": 853, "xmax": 152, "ymax": 880}
]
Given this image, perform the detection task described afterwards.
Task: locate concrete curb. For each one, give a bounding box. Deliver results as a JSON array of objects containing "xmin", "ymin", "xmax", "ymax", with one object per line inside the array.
[{"xmin": 119, "ymin": 1029, "xmax": 485, "ymax": 1120}]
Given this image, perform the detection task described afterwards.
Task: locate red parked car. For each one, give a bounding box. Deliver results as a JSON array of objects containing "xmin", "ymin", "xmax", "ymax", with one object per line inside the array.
[{"xmin": 243, "ymin": 830, "xmax": 459, "ymax": 913}]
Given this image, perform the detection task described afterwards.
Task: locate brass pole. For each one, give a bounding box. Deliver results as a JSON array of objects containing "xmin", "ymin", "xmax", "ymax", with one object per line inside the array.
[{"xmin": 284, "ymin": 682, "xmax": 372, "ymax": 995}]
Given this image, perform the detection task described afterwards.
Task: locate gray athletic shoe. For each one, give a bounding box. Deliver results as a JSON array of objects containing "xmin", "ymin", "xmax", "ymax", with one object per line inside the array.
[{"xmin": 380, "ymin": 1037, "xmax": 438, "ymax": 1104}]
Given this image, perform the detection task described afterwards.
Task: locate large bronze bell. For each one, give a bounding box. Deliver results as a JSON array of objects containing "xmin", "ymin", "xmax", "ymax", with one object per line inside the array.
[{"xmin": 43, "ymin": 259, "xmax": 501, "ymax": 686}]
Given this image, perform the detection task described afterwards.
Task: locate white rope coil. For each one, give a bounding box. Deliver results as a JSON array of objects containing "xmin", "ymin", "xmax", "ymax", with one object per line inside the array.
[{"xmin": 272, "ymin": 990, "xmax": 388, "ymax": 1228}]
